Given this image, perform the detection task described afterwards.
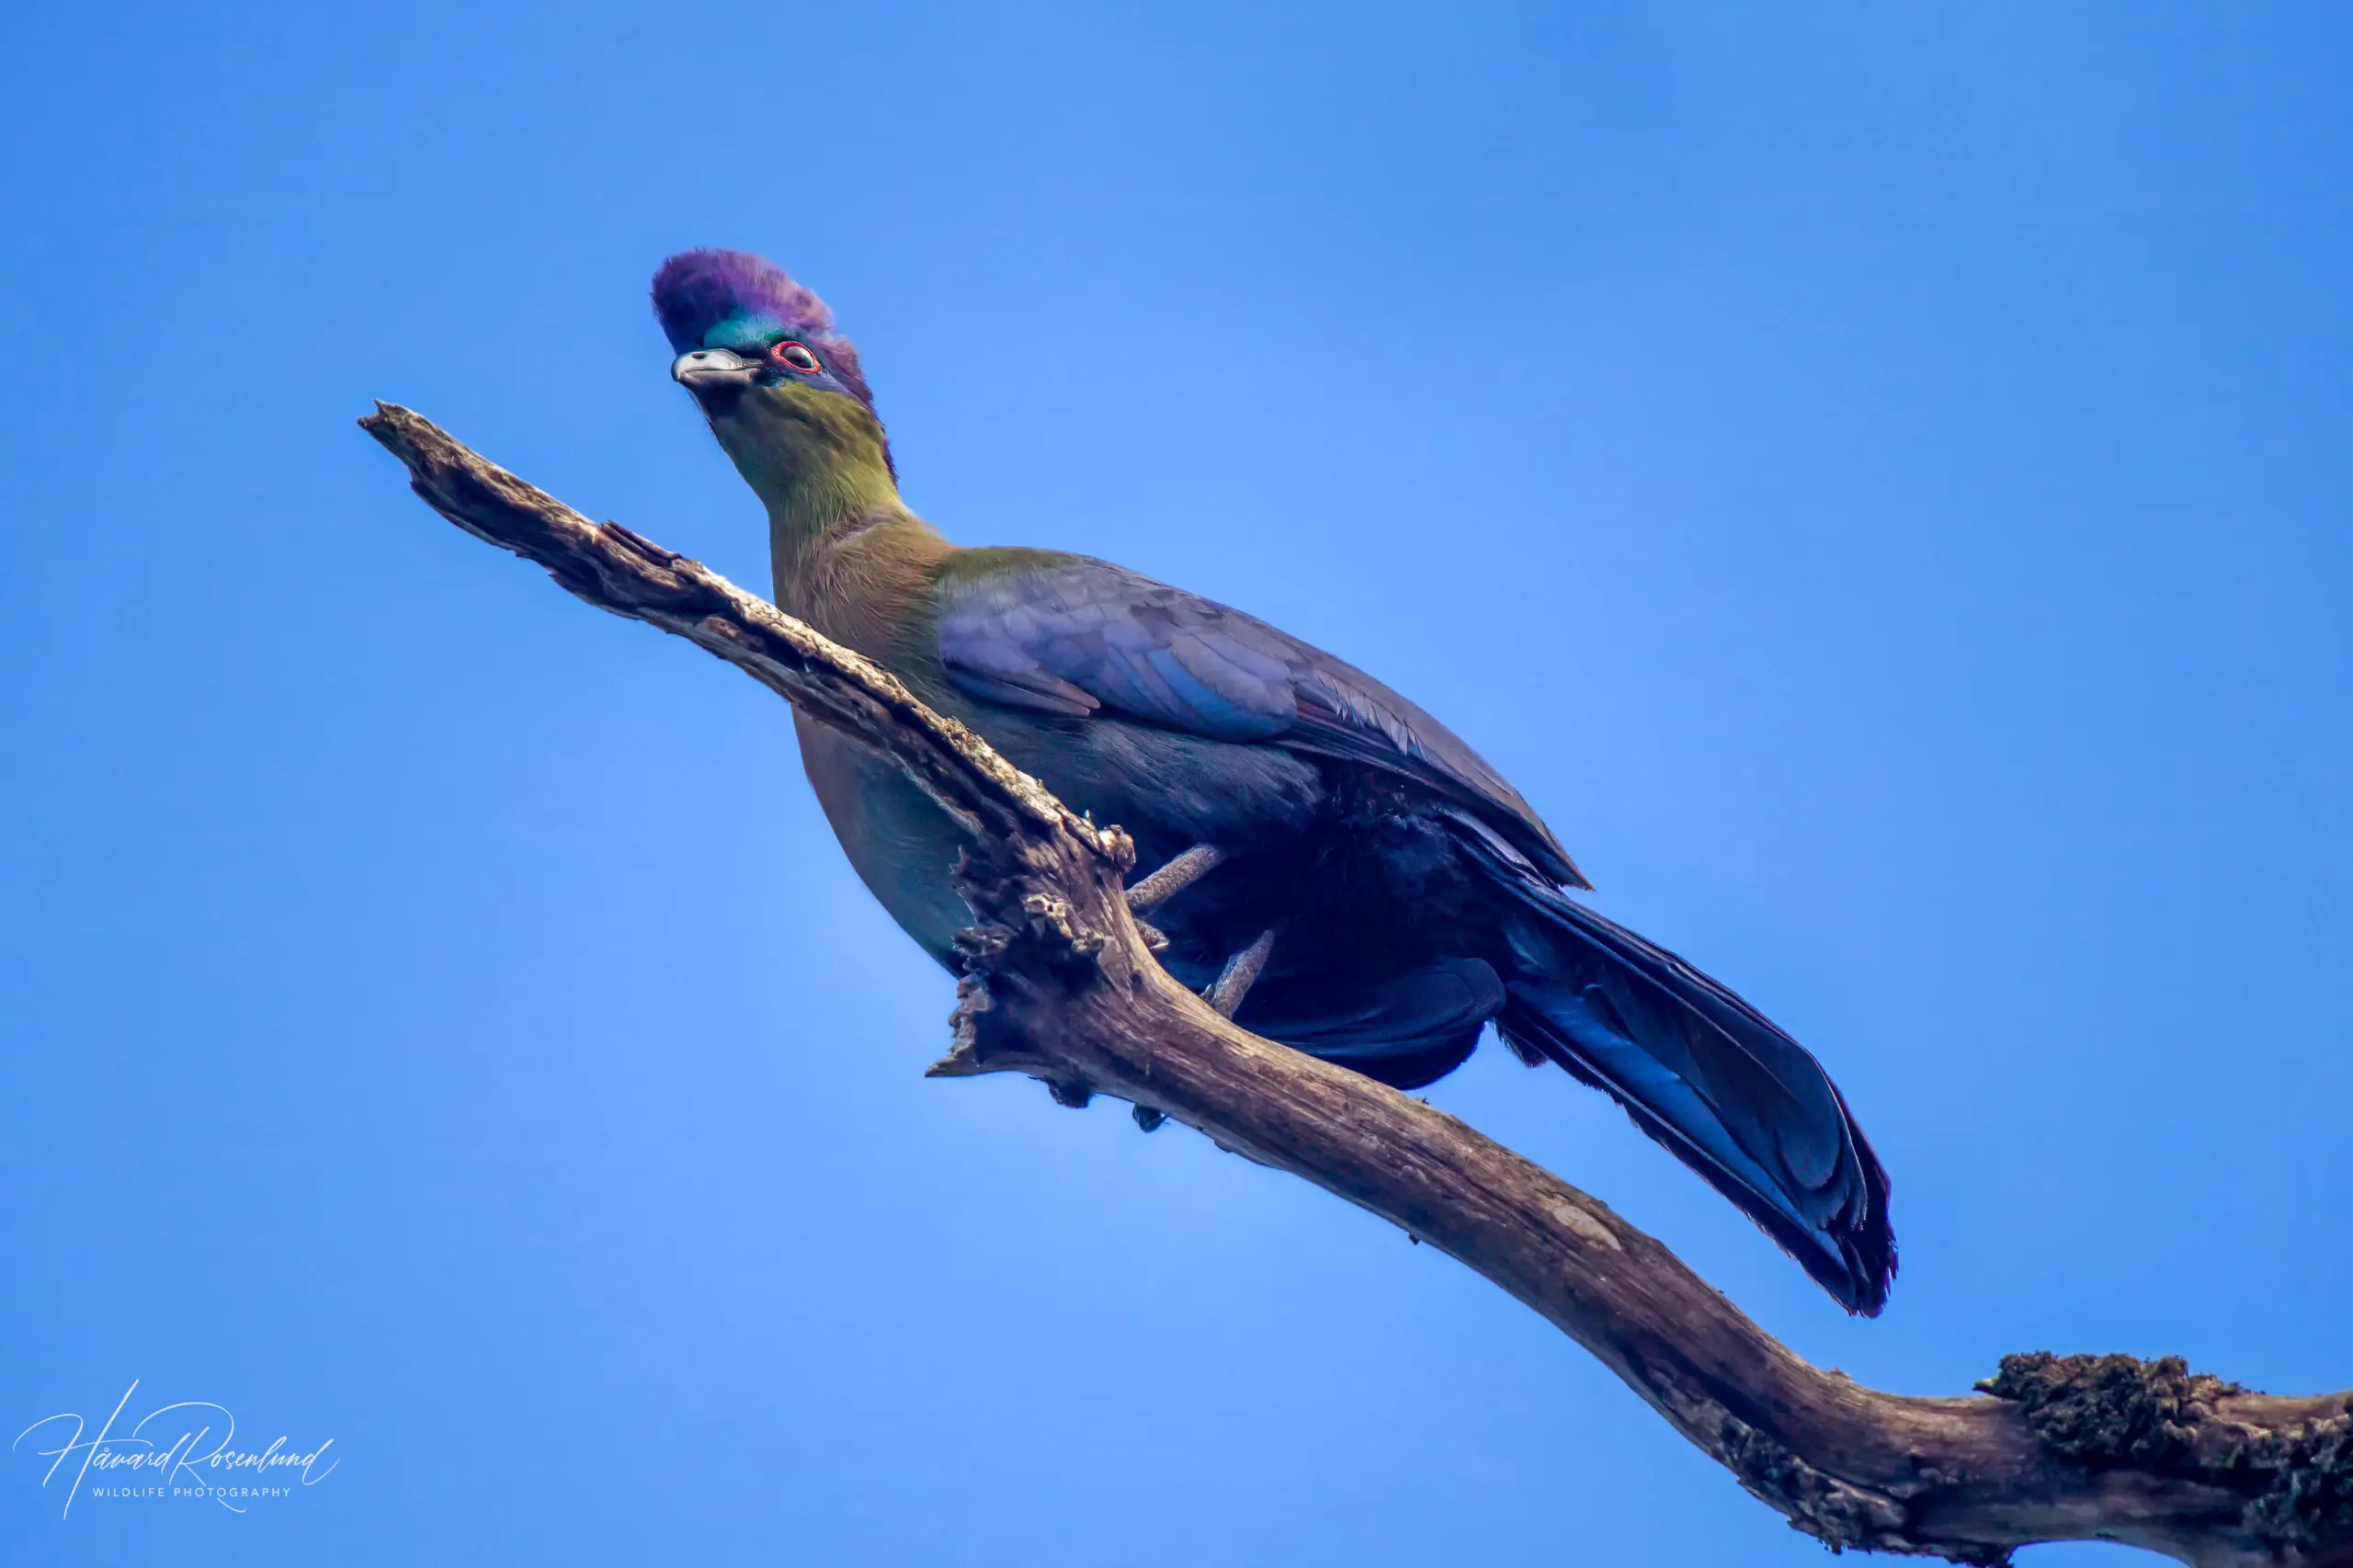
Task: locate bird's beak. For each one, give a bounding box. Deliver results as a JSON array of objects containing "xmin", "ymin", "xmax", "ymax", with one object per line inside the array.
[{"xmin": 671, "ymin": 347, "xmax": 758, "ymax": 412}]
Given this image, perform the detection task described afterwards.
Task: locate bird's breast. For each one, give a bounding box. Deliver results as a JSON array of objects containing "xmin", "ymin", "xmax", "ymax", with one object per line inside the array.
[{"xmin": 793, "ymin": 707, "xmax": 972, "ymax": 965}]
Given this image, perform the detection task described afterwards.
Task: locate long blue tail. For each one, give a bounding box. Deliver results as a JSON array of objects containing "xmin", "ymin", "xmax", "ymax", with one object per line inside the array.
[{"xmin": 1454, "ymin": 819, "xmax": 1895, "ymax": 1314}]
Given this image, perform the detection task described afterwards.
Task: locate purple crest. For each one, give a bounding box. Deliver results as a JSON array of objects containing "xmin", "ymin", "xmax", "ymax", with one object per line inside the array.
[
  {"xmin": 649, "ymin": 248, "xmax": 838, "ymax": 351},
  {"xmin": 651, "ymin": 248, "xmax": 875, "ymax": 408}
]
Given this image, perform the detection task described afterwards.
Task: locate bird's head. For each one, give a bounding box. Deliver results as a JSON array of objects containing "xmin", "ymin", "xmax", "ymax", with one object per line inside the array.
[{"xmin": 652, "ymin": 248, "xmax": 895, "ymax": 507}]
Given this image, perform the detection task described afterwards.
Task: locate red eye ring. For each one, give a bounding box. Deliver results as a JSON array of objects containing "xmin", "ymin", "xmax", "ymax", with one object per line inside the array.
[{"xmin": 770, "ymin": 341, "xmax": 823, "ymax": 374}]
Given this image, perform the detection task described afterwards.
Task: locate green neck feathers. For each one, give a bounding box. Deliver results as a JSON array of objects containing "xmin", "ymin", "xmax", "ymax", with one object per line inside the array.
[
  {"xmin": 709, "ymin": 383, "xmax": 937, "ymax": 607},
  {"xmin": 710, "ymin": 382, "xmax": 947, "ymax": 658}
]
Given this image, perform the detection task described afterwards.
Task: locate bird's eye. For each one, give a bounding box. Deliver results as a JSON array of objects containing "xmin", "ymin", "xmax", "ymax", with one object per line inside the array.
[{"xmin": 770, "ymin": 341, "xmax": 823, "ymax": 374}]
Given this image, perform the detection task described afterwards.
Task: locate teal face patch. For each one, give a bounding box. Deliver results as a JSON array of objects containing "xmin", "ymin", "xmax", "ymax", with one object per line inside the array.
[{"xmin": 704, "ymin": 314, "xmax": 786, "ymax": 353}]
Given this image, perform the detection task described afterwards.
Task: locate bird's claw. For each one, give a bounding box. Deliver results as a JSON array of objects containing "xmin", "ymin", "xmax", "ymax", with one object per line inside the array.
[
  {"xmin": 1127, "ymin": 844, "xmax": 1226, "ymax": 916},
  {"xmin": 1206, "ymin": 927, "xmax": 1278, "ymax": 1018}
]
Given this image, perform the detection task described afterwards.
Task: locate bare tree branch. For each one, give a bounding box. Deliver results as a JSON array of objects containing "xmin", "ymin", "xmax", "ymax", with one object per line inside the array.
[{"xmin": 360, "ymin": 403, "xmax": 2353, "ymax": 1567}]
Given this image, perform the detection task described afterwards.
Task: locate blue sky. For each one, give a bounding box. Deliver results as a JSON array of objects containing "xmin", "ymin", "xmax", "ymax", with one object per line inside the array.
[{"xmin": 2, "ymin": 4, "xmax": 2347, "ymax": 1563}]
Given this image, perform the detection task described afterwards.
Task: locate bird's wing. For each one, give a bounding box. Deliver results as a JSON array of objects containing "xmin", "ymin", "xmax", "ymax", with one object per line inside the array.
[{"xmin": 934, "ymin": 554, "xmax": 1586, "ymax": 887}]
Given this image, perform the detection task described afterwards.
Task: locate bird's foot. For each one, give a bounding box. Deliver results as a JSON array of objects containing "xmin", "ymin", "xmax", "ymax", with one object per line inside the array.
[
  {"xmin": 1127, "ymin": 844, "xmax": 1225, "ymax": 915},
  {"xmin": 1205, "ymin": 927, "xmax": 1277, "ymax": 1018}
]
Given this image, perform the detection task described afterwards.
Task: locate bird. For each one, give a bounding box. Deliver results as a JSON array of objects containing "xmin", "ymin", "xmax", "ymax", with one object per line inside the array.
[{"xmin": 652, "ymin": 247, "xmax": 1896, "ymax": 1315}]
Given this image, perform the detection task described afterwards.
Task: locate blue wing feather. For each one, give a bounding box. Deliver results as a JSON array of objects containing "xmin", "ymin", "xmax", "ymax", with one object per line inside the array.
[
  {"xmin": 933, "ymin": 555, "xmax": 1893, "ymax": 1312},
  {"xmin": 935, "ymin": 556, "xmax": 1586, "ymax": 886}
]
